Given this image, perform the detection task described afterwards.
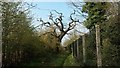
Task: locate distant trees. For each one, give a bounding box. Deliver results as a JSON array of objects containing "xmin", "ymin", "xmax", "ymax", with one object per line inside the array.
[{"xmin": 38, "ymin": 28, "xmax": 59, "ymax": 52}]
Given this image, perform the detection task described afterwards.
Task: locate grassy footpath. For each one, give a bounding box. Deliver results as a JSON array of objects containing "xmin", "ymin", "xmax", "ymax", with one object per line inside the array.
[
  {"xmin": 21, "ymin": 51, "xmax": 70, "ymax": 67},
  {"xmin": 47, "ymin": 52, "xmax": 69, "ymax": 66},
  {"xmin": 20, "ymin": 52, "xmax": 82, "ymax": 68},
  {"xmin": 63, "ymin": 53, "xmax": 80, "ymax": 66}
]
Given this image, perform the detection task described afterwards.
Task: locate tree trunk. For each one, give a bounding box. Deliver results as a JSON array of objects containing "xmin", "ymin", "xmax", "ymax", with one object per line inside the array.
[
  {"xmin": 95, "ymin": 24, "xmax": 102, "ymax": 68},
  {"xmin": 56, "ymin": 38, "xmax": 61, "ymax": 53},
  {"xmin": 82, "ymin": 34, "xmax": 86, "ymax": 65},
  {"xmin": 77, "ymin": 39, "xmax": 80, "ymax": 60},
  {"xmin": 74, "ymin": 41, "xmax": 77, "ymax": 58}
]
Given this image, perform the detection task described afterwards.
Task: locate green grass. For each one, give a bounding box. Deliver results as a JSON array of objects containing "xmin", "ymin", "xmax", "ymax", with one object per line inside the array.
[
  {"xmin": 17, "ymin": 52, "xmax": 83, "ymax": 68},
  {"xmin": 48, "ymin": 53, "xmax": 69, "ymax": 66},
  {"xmin": 63, "ymin": 53, "xmax": 80, "ymax": 66},
  {"xmin": 22, "ymin": 51, "xmax": 70, "ymax": 67}
]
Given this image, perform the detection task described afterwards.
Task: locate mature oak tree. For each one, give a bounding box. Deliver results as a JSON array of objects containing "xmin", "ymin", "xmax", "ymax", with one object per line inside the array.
[
  {"xmin": 39, "ymin": 10, "xmax": 81, "ymax": 43},
  {"xmin": 36, "ymin": 10, "xmax": 83, "ymax": 52}
]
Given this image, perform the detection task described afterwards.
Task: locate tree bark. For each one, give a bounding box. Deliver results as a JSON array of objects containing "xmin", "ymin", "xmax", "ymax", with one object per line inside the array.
[
  {"xmin": 77, "ymin": 39, "xmax": 80, "ymax": 60},
  {"xmin": 95, "ymin": 24, "xmax": 102, "ymax": 68},
  {"xmin": 82, "ymin": 34, "xmax": 86, "ymax": 65}
]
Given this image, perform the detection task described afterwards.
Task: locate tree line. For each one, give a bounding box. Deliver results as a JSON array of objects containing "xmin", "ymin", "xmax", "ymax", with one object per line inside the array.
[
  {"xmin": 1, "ymin": 2, "xmax": 80, "ymax": 67},
  {"xmin": 1, "ymin": 2, "xmax": 68, "ymax": 67},
  {"xmin": 70, "ymin": 2, "xmax": 120, "ymax": 66},
  {"xmin": 1, "ymin": 1, "xmax": 120, "ymax": 67}
]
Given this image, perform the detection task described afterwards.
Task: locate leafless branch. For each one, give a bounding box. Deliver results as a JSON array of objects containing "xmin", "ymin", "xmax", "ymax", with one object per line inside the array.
[
  {"xmin": 67, "ymin": 2, "xmax": 87, "ymax": 19},
  {"xmin": 39, "ymin": 18, "xmax": 51, "ymax": 27},
  {"xmin": 49, "ymin": 11, "xmax": 64, "ymax": 32},
  {"xmin": 76, "ymin": 10, "xmax": 87, "ymax": 19},
  {"xmin": 65, "ymin": 10, "xmax": 78, "ymax": 33},
  {"xmin": 51, "ymin": 10, "xmax": 63, "ymax": 15},
  {"xmin": 39, "ymin": 10, "xmax": 82, "ymax": 42}
]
